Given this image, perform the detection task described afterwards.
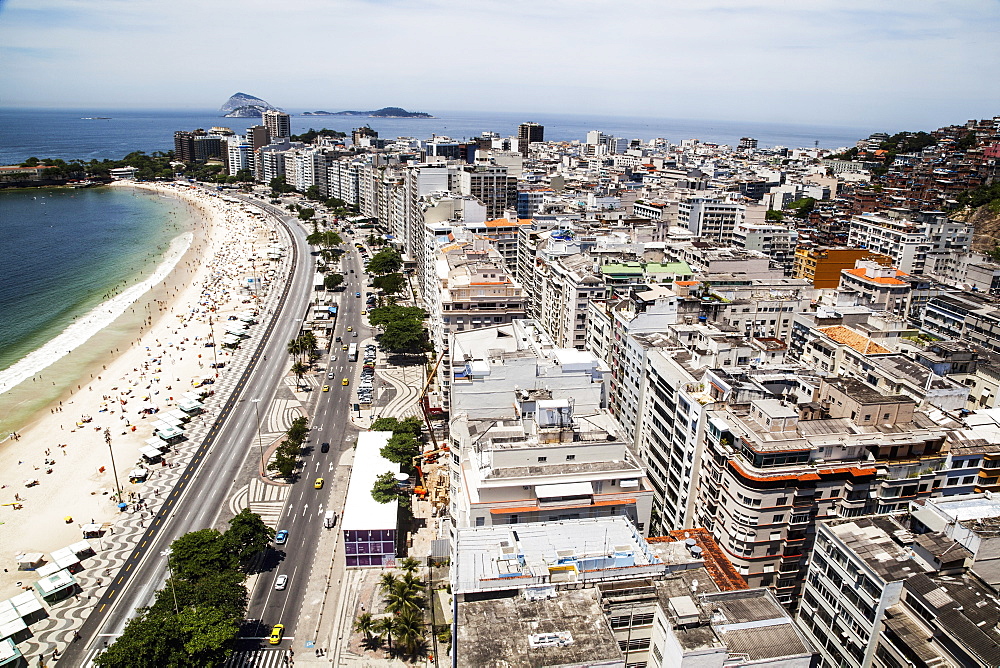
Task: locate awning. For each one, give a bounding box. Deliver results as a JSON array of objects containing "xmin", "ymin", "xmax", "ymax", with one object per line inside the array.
[
  {"xmin": 178, "ymin": 400, "xmax": 203, "ymax": 413},
  {"xmin": 155, "ymin": 425, "xmax": 184, "ymax": 440},
  {"xmin": 535, "ymin": 481, "xmax": 594, "ymax": 499},
  {"xmin": 140, "ymin": 446, "xmax": 163, "ymax": 460}
]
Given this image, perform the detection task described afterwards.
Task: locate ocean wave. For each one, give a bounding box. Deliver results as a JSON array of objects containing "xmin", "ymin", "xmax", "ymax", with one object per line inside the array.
[{"xmin": 0, "ymin": 231, "xmax": 194, "ymax": 396}]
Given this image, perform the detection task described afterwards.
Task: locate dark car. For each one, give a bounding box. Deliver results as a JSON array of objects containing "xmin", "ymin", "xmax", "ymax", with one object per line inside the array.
[{"xmin": 321, "ymin": 442, "xmax": 330, "ymax": 453}]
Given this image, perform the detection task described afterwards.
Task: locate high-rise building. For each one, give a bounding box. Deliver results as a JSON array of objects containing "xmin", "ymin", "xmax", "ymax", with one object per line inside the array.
[
  {"xmin": 739, "ymin": 136, "xmax": 758, "ymax": 150},
  {"xmin": 173, "ymin": 131, "xmax": 196, "ymax": 162},
  {"xmin": 516, "ymin": 121, "xmax": 543, "ymax": 157},
  {"xmin": 262, "ymin": 110, "xmax": 291, "ymax": 139},
  {"xmin": 246, "ymin": 125, "xmax": 270, "ymax": 152}
]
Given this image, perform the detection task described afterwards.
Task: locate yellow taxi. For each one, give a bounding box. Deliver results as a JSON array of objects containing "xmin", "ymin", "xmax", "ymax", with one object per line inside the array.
[
  {"xmin": 342, "ymin": 378, "xmax": 349, "ymax": 386},
  {"xmin": 342, "ymin": 345, "xmax": 348, "ymax": 351},
  {"xmin": 314, "ymin": 478, "xmax": 325, "ymax": 489},
  {"xmin": 322, "ymin": 385, "xmax": 329, "ymax": 392},
  {"xmin": 361, "ymin": 310, "xmax": 367, "ymax": 316},
  {"xmin": 269, "ymin": 624, "xmax": 284, "ymax": 645},
  {"xmin": 346, "ymin": 326, "xmax": 353, "ymax": 332}
]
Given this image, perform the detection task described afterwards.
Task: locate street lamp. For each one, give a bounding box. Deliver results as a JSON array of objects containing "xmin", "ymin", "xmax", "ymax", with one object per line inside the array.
[
  {"xmin": 251, "ymin": 398, "xmax": 265, "ymax": 474},
  {"xmin": 103, "ymin": 428, "xmax": 123, "ymax": 503},
  {"xmin": 160, "ymin": 550, "xmax": 180, "ymax": 617}
]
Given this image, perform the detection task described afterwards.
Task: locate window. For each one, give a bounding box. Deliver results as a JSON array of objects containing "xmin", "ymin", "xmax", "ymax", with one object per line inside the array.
[
  {"xmin": 537, "ymin": 456, "xmax": 547, "ymax": 463},
  {"xmin": 772, "ymin": 514, "xmax": 785, "ymax": 523},
  {"xmin": 475, "ymin": 516, "xmax": 485, "ymax": 527},
  {"xmin": 566, "ymin": 454, "xmax": 576, "ymax": 461}
]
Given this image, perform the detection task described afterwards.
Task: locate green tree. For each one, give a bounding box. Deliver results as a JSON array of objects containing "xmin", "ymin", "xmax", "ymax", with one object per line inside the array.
[
  {"xmin": 269, "ymin": 176, "xmax": 294, "ymax": 195},
  {"xmin": 370, "ymin": 416, "xmax": 422, "ymax": 437},
  {"xmin": 93, "ymin": 611, "xmax": 180, "ymax": 667},
  {"xmin": 366, "ymin": 248, "xmax": 403, "ymax": 275},
  {"xmin": 176, "ymin": 605, "xmax": 238, "ymax": 665},
  {"xmin": 374, "ymin": 616, "xmax": 395, "ymax": 653},
  {"xmin": 372, "ymin": 272, "xmax": 406, "ymax": 295},
  {"xmin": 304, "ymin": 185, "xmax": 322, "ymax": 201},
  {"xmin": 290, "ymin": 361, "xmax": 308, "ymax": 389},
  {"xmin": 380, "ymin": 433, "xmax": 421, "ymax": 469},
  {"xmin": 168, "ymin": 529, "xmax": 238, "ymax": 583},
  {"xmin": 399, "ymin": 556, "xmax": 421, "ymax": 574},
  {"xmin": 147, "ymin": 570, "xmax": 248, "ymax": 621},
  {"xmin": 20, "ymin": 156, "xmax": 40, "ymax": 167},
  {"xmin": 324, "ymin": 273, "xmax": 344, "ymax": 290},
  {"xmin": 286, "ymin": 416, "xmax": 310, "ymax": 445},
  {"xmin": 354, "ymin": 611, "xmax": 377, "ymax": 647},
  {"xmin": 372, "ymin": 471, "xmax": 405, "ymax": 504},
  {"xmin": 392, "ymin": 609, "xmax": 425, "ymax": 658},
  {"xmin": 286, "ymin": 337, "xmax": 304, "ymax": 361},
  {"xmin": 298, "ymin": 207, "xmax": 315, "ymax": 221},
  {"xmin": 765, "ymin": 209, "xmax": 784, "ymax": 221},
  {"xmin": 786, "ymin": 197, "xmax": 816, "ymax": 218},
  {"xmin": 268, "ymin": 448, "xmax": 297, "ymax": 478},
  {"xmin": 367, "ymin": 305, "xmax": 426, "ymax": 328},
  {"xmin": 380, "ymin": 318, "xmax": 428, "ymax": 353},
  {"xmin": 224, "ymin": 509, "xmax": 275, "ymax": 569}
]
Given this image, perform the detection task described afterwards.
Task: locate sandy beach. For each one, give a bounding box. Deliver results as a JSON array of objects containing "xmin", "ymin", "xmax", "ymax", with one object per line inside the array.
[{"xmin": 0, "ymin": 182, "xmax": 286, "ymax": 600}]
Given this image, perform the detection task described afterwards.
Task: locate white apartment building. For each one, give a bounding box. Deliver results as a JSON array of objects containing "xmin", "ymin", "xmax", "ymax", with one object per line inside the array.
[
  {"xmin": 225, "ymin": 136, "xmax": 250, "ymax": 176},
  {"xmin": 847, "ymin": 212, "xmax": 973, "ymax": 275},
  {"xmin": 535, "ymin": 253, "xmax": 607, "ymax": 350},
  {"xmin": 731, "ymin": 222, "xmax": 798, "ymax": 274},
  {"xmin": 678, "ymin": 196, "xmax": 746, "ymax": 243}
]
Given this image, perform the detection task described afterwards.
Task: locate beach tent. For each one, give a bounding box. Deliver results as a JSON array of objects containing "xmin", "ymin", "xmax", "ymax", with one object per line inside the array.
[
  {"xmin": 128, "ymin": 468, "xmax": 149, "ymax": 483},
  {"xmin": 225, "ymin": 324, "xmax": 248, "ymax": 336},
  {"xmin": 34, "ymin": 562, "xmax": 60, "ymax": 579},
  {"xmin": 157, "ymin": 413, "xmax": 184, "ymax": 427},
  {"xmin": 1, "ymin": 637, "xmax": 24, "ymax": 665},
  {"xmin": 139, "ymin": 446, "xmax": 164, "ymax": 462},
  {"xmin": 69, "ymin": 541, "xmax": 94, "ymax": 559},
  {"xmin": 163, "ymin": 408, "xmax": 189, "ymax": 423},
  {"xmin": 49, "ymin": 548, "xmax": 80, "ymax": 572},
  {"xmin": 182, "ymin": 391, "xmax": 204, "ymax": 402},
  {"xmin": 81, "ymin": 524, "xmax": 103, "ymax": 538},
  {"xmin": 9, "ymin": 591, "xmax": 45, "ymax": 625},
  {"xmin": 0, "ymin": 603, "xmax": 27, "ymax": 644},
  {"xmin": 14, "ymin": 554, "xmax": 44, "ymax": 571},
  {"xmin": 145, "ymin": 436, "xmax": 169, "ymax": 450},
  {"xmin": 221, "ymin": 334, "xmax": 243, "ymax": 347},
  {"xmin": 33, "ymin": 569, "xmax": 76, "ymax": 604}
]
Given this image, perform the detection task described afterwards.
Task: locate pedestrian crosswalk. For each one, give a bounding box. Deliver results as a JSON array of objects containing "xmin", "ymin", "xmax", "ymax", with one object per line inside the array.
[
  {"xmin": 247, "ymin": 477, "xmax": 290, "ymax": 527},
  {"xmin": 223, "ymin": 647, "xmax": 292, "ymax": 668}
]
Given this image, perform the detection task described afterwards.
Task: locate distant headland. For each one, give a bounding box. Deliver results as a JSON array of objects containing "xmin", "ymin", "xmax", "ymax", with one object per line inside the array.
[
  {"xmin": 302, "ymin": 107, "xmax": 433, "ymax": 118},
  {"xmin": 220, "ymin": 92, "xmax": 281, "ymax": 118}
]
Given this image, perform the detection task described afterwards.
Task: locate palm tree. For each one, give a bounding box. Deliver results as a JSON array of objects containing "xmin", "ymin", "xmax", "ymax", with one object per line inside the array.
[
  {"xmin": 353, "ymin": 612, "xmax": 376, "ymax": 648},
  {"xmin": 399, "ymin": 557, "xmax": 420, "ymax": 574},
  {"xmin": 385, "ymin": 579, "xmax": 424, "ymax": 614},
  {"xmin": 286, "ymin": 337, "xmax": 303, "ymax": 361},
  {"xmin": 373, "ymin": 616, "xmax": 395, "ymax": 654},
  {"xmin": 290, "ymin": 361, "xmax": 308, "ymax": 389},
  {"xmin": 377, "ymin": 572, "xmax": 398, "ymax": 594},
  {"xmin": 392, "ymin": 609, "xmax": 425, "ymax": 659},
  {"xmin": 299, "ymin": 331, "xmax": 318, "ymax": 360}
]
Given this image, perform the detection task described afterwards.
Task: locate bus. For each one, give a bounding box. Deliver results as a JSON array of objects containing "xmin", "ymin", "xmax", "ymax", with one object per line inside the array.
[{"xmin": 348, "ymin": 343, "xmax": 358, "ymax": 362}]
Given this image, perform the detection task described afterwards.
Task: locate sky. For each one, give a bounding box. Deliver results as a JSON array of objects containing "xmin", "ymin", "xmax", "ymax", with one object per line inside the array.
[{"xmin": 1, "ymin": 0, "xmax": 998, "ymax": 129}]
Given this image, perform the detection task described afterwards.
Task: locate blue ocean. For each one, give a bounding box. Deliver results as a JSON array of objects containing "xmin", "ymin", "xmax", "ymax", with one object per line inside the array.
[{"xmin": 0, "ymin": 108, "xmax": 876, "ymax": 164}]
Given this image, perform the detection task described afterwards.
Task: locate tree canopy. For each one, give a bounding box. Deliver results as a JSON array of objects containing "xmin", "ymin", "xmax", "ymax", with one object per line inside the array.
[
  {"xmin": 224, "ymin": 508, "xmax": 275, "ymax": 570},
  {"xmin": 380, "ymin": 433, "xmax": 421, "ymax": 471},
  {"xmin": 372, "ymin": 272, "xmax": 406, "ymax": 295},
  {"xmin": 290, "ymin": 128, "xmax": 347, "ymax": 143},
  {"xmin": 371, "ymin": 471, "xmax": 406, "ymax": 504},
  {"xmin": 366, "ymin": 249, "xmax": 403, "ymax": 275},
  {"xmin": 95, "ymin": 511, "xmax": 270, "ymax": 666},
  {"xmin": 324, "ymin": 273, "xmax": 344, "ymax": 290}
]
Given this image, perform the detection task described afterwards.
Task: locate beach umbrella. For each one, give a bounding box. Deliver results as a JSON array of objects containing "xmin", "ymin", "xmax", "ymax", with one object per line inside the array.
[{"xmin": 117, "ymin": 503, "xmax": 128, "ymax": 511}]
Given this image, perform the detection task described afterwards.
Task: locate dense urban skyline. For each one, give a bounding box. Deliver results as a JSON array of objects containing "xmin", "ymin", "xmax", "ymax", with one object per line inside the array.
[{"xmin": 1, "ymin": 0, "xmax": 998, "ymax": 128}]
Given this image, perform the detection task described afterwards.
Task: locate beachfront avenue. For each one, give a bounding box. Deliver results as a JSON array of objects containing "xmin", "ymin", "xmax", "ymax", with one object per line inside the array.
[{"xmin": 55, "ymin": 186, "xmax": 327, "ymax": 665}]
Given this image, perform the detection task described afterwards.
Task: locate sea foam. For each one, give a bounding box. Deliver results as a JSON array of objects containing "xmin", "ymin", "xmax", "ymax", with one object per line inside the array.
[{"xmin": 0, "ymin": 231, "xmax": 194, "ymax": 396}]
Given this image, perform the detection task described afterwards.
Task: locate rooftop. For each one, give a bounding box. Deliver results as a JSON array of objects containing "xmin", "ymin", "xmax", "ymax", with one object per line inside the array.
[
  {"xmin": 340, "ymin": 431, "xmax": 397, "ymax": 531},
  {"xmin": 824, "ymin": 516, "xmax": 927, "ymax": 582}
]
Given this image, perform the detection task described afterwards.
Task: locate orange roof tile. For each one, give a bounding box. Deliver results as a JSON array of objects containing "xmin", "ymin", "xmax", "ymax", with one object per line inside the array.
[
  {"xmin": 818, "ymin": 325, "xmax": 891, "ymax": 355},
  {"xmin": 844, "ymin": 267, "xmax": 908, "ymax": 285}
]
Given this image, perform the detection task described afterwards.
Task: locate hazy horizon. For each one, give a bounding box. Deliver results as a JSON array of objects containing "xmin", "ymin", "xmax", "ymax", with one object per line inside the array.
[{"xmin": 2, "ymin": 0, "xmax": 998, "ymax": 131}]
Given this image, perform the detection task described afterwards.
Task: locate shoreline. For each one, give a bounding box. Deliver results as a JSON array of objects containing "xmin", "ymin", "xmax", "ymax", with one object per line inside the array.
[
  {"xmin": 0, "ymin": 185, "xmax": 206, "ymax": 439},
  {"xmin": 0, "ymin": 182, "xmax": 286, "ymax": 600}
]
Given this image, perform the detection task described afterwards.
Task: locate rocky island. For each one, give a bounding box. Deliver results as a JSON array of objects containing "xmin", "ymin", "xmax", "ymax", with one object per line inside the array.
[
  {"xmin": 302, "ymin": 106, "xmax": 432, "ymax": 118},
  {"xmin": 220, "ymin": 92, "xmax": 281, "ymax": 118}
]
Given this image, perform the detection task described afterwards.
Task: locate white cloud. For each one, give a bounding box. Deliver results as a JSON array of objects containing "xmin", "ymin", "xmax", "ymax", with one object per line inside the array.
[{"xmin": 1, "ymin": 0, "xmax": 997, "ymax": 127}]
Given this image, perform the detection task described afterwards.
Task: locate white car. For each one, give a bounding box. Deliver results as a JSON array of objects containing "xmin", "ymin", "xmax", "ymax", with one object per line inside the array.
[{"xmin": 275, "ymin": 574, "xmax": 288, "ymax": 590}]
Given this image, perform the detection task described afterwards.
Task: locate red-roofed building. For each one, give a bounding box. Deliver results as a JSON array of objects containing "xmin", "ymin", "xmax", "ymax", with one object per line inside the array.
[{"xmin": 838, "ymin": 260, "xmax": 912, "ymax": 315}]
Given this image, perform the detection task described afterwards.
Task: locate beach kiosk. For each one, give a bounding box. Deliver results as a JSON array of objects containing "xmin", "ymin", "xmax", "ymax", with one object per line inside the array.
[
  {"xmin": 81, "ymin": 523, "xmax": 103, "ymax": 539},
  {"xmin": 33, "ymin": 569, "xmax": 76, "ymax": 604},
  {"xmin": 178, "ymin": 398, "xmax": 203, "ymax": 416},
  {"xmin": 341, "ymin": 431, "xmax": 399, "ymax": 567},
  {"xmin": 129, "ymin": 468, "xmax": 149, "ymax": 483},
  {"xmin": 139, "ymin": 444, "xmax": 164, "ymax": 463},
  {"xmin": 68, "ymin": 540, "xmax": 95, "ymax": 560},
  {"xmin": 154, "ymin": 423, "xmax": 184, "ymax": 445},
  {"xmin": 6, "ymin": 591, "xmax": 45, "ymax": 626}
]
